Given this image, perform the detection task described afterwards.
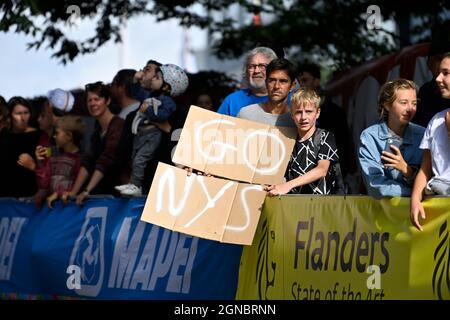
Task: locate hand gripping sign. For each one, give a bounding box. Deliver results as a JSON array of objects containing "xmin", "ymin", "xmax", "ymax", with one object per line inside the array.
[
  {"xmin": 141, "ymin": 163, "xmax": 267, "ymax": 245},
  {"xmin": 141, "ymin": 106, "xmax": 296, "ymax": 245}
]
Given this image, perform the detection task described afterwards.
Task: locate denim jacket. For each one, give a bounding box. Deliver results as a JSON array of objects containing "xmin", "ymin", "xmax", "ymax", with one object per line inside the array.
[{"xmin": 358, "ymin": 121, "xmax": 425, "ymax": 198}]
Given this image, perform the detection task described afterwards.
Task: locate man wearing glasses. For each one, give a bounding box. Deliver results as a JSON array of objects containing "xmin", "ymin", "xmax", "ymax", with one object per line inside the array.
[{"xmin": 217, "ymin": 47, "xmax": 278, "ymax": 117}]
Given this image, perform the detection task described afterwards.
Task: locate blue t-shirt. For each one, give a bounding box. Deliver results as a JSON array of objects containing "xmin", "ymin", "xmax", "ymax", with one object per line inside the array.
[
  {"xmin": 217, "ymin": 89, "xmax": 268, "ymax": 117},
  {"xmin": 218, "ymin": 88, "xmax": 292, "ymax": 117}
]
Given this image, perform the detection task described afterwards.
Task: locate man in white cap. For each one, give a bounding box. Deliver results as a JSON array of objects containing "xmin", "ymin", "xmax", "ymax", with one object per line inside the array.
[
  {"xmin": 15, "ymin": 88, "xmax": 75, "ymax": 176},
  {"xmin": 47, "ymin": 88, "xmax": 74, "ymax": 114},
  {"xmin": 35, "ymin": 89, "xmax": 75, "ymax": 158},
  {"xmin": 38, "ymin": 89, "xmax": 74, "ymax": 137}
]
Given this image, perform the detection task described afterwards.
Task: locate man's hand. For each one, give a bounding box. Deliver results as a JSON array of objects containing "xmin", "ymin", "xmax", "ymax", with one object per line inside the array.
[
  {"xmin": 197, "ymin": 171, "xmax": 212, "ymax": 177},
  {"xmin": 183, "ymin": 166, "xmax": 194, "ymax": 176},
  {"xmin": 182, "ymin": 167, "xmax": 213, "ymax": 177}
]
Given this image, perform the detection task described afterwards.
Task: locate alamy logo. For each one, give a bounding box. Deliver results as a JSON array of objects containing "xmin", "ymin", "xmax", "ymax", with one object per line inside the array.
[
  {"xmin": 69, "ymin": 207, "xmax": 107, "ymax": 297},
  {"xmin": 66, "ymin": 265, "xmax": 81, "ymax": 289},
  {"xmin": 432, "ymin": 220, "xmax": 450, "ymax": 300},
  {"xmin": 366, "ymin": 265, "xmax": 381, "ymax": 289},
  {"xmin": 366, "ymin": 5, "xmax": 381, "ymax": 30},
  {"xmin": 66, "ymin": 5, "xmax": 81, "ymax": 27}
]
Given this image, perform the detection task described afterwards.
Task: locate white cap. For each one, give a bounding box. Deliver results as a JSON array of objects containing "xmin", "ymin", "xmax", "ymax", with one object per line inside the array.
[{"xmin": 47, "ymin": 89, "xmax": 74, "ymax": 112}]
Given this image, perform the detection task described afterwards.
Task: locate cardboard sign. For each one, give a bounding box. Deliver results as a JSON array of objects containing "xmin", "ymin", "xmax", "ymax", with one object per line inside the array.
[
  {"xmin": 172, "ymin": 106, "xmax": 297, "ymax": 185},
  {"xmin": 140, "ymin": 163, "xmax": 267, "ymax": 245}
]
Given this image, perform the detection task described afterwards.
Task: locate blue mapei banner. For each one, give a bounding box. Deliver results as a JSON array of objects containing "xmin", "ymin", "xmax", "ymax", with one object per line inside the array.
[{"xmin": 0, "ymin": 197, "xmax": 242, "ymax": 299}]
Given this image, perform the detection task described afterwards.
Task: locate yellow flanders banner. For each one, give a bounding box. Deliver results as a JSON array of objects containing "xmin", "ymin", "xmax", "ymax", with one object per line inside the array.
[{"xmin": 236, "ymin": 195, "xmax": 450, "ymax": 300}]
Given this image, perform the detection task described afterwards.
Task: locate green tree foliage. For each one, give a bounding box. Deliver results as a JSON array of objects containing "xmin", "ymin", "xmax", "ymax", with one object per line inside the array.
[{"xmin": 1, "ymin": 0, "xmax": 448, "ymax": 68}]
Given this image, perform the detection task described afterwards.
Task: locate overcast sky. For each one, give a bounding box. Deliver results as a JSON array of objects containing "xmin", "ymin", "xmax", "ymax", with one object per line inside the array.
[{"xmin": 0, "ymin": 15, "xmax": 206, "ymax": 100}]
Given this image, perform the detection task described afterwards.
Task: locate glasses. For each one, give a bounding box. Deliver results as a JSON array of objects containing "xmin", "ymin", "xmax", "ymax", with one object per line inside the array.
[{"xmin": 247, "ymin": 63, "xmax": 268, "ymax": 71}]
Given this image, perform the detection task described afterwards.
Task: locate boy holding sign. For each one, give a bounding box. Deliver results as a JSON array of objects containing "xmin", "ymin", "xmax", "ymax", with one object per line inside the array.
[{"xmin": 266, "ymin": 89, "xmax": 343, "ymax": 196}]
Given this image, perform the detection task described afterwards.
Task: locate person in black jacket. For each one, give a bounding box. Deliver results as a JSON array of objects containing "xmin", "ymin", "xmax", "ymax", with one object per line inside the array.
[{"xmin": 0, "ymin": 97, "xmax": 41, "ymax": 198}]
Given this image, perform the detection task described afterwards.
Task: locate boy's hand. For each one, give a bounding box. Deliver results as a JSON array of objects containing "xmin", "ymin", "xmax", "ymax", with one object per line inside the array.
[
  {"xmin": 35, "ymin": 145, "xmax": 48, "ymax": 161},
  {"xmin": 46, "ymin": 192, "xmax": 58, "ymax": 209},
  {"xmin": 265, "ymin": 183, "xmax": 292, "ymax": 197}
]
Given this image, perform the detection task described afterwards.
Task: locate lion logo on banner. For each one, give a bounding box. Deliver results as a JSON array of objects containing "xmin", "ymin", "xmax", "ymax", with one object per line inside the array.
[
  {"xmin": 256, "ymin": 217, "xmax": 276, "ymax": 299},
  {"xmin": 433, "ymin": 220, "xmax": 450, "ymax": 300}
]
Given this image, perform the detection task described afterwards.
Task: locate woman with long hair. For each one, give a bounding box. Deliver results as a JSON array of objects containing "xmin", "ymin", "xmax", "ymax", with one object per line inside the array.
[{"xmin": 1, "ymin": 97, "xmax": 41, "ymax": 197}]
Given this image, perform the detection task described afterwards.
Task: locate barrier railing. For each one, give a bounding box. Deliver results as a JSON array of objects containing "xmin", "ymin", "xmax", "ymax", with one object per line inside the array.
[
  {"xmin": 0, "ymin": 197, "xmax": 242, "ymax": 299},
  {"xmin": 236, "ymin": 195, "xmax": 450, "ymax": 300},
  {"xmin": 2, "ymin": 195, "xmax": 449, "ymax": 300}
]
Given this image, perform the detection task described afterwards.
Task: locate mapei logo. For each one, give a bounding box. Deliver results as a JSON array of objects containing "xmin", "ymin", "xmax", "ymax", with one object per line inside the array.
[
  {"xmin": 433, "ymin": 220, "xmax": 450, "ymax": 300},
  {"xmin": 69, "ymin": 207, "xmax": 107, "ymax": 297}
]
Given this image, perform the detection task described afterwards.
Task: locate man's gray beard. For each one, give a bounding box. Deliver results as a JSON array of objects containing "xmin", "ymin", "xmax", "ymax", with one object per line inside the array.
[{"xmin": 248, "ymin": 78, "xmax": 266, "ymax": 92}]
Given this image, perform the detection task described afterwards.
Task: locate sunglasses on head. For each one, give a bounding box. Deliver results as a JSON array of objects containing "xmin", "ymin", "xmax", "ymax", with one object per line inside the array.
[{"xmin": 85, "ymin": 81, "xmax": 105, "ymax": 91}]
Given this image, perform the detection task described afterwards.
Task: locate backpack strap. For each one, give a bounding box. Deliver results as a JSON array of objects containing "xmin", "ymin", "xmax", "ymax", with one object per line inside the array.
[
  {"xmin": 312, "ymin": 128, "xmax": 325, "ymax": 159},
  {"xmin": 312, "ymin": 128, "xmax": 347, "ymax": 195}
]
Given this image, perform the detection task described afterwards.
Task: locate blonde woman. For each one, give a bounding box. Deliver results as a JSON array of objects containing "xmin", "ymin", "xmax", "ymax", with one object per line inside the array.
[{"xmin": 358, "ymin": 79, "xmax": 425, "ymax": 198}]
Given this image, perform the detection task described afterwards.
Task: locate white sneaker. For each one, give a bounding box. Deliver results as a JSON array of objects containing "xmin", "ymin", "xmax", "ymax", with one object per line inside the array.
[
  {"xmin": 120, "ymin": 184, "xmax": 142, "ymax": 197},
  {"xmin": 115, "ymin": 183, "xmax": 133, "ymax": 192}
]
